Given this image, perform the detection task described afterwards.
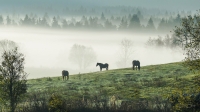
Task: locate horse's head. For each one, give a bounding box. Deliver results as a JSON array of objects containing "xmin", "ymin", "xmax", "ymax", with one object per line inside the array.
[{"xmin": 96, "ymin": 63, "xmax": 99, "ymax": 67}]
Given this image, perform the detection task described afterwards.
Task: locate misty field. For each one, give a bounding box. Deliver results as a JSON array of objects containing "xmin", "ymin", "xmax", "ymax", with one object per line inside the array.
[
  {"xmin": 26, "ymin": 62, "xmax": 193, "ymax": 101},
  {"xmin": 1, "ymin": 1, "xmax": 199, "ymax": 111},
  {"xmin": 6, "ymin": 61, "xmax": 196, "ymax": 112},
  {"xmin": 0, "ymin": 27, "xmax": 184, "ymax": 79}
]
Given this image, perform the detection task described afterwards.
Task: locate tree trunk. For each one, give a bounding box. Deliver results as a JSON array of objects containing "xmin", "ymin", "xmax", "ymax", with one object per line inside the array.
[{"xmin": 10, "ymin": 78, "xmax": 15, "ymax": 112}]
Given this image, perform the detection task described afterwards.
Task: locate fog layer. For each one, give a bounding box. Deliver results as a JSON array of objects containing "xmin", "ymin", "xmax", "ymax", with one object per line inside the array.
[{"xmin": 0, "ymin": 27, "xmax": 184, "ymax": 79}]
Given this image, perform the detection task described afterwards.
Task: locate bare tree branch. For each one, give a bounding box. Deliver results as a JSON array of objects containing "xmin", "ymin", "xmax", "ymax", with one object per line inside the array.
[
  {"xmin": 117, "ymin": 38, "xmax": 134, "ymax": 68},
  {"xmin": 69, "ymin": 44, "xmax": 97, "ymax": 70}
]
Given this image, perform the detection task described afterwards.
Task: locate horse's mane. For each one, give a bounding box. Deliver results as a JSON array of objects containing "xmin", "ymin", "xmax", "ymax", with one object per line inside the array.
[{"xmin": 97, "ymin": 63, "xmax": 107, "ymax": 65}]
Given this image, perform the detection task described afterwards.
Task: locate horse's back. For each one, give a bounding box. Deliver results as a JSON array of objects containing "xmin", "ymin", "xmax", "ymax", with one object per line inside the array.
[
  {"xmin": 62, "ymin": 70, "xmax": 69, "ymax": 76},
  {"xmin": 132, "ymin": 60, "xmax": 140, "ymax": 65}
]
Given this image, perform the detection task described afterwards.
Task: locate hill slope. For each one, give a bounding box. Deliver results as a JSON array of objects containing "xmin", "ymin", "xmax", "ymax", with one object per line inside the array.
[{"xmin": 27, "ymin": 62, "xmax": 196, "ymax": 101}]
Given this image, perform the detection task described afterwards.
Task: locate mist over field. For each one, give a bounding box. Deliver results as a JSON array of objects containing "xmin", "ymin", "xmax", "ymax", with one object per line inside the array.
[
  {"xmin": 0, "ymin": 27, "xmax": 184, "ymax": 79},
  {"xmin": 0, "ymin": 0, "xmax": 196, "ymax": 79},
  {"xmin": 1, "ymin": 1, "xmax": 200, "ymax": 112}
]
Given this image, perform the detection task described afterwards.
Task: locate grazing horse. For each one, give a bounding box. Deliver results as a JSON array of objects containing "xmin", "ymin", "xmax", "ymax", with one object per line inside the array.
[
  {"xmin": 62, "ymin": 70, "xmax": 69, "ymax": 80},
  {"xmin": 132, "ymin": 60, "xmax": 140, "ymax": 70},
  {"xmin": 96, "ymin": 63, "xmax": 109, "ymax": 71}
]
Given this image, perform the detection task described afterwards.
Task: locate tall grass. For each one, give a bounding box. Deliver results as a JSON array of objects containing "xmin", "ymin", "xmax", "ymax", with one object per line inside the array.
[{"xmin": 6, "ymin": 62, "xmax": 199, "ymax": 111}]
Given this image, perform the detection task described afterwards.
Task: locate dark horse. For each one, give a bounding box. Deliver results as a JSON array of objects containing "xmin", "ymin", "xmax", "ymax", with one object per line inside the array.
[
  {"xmin": 132, "ymin": 60, "xmax": 140, "ymax": 70},
  {"xmin": 96, "ymin": 63, "xmax": 109, "ymax": 71},
  {"xmin": 62, "ymin": 70, "xmax": 69, "ymax": 80}
]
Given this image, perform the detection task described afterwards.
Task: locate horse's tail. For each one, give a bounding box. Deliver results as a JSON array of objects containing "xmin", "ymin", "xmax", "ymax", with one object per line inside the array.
[
  {"xmin": 132, "ymin": 61, "xmax": 134, "ymax": 70},
  {"xmin": 67, "ymin": 71, "xmax": 69, "ymax": 80},
  {"xmin": 138, "ymin": 62, "xmax": 140, "ymax": 70},
  {"xmin": 107, "ymin": 64, "xmax": 109, "ymax": 70},
  {"xmin": 62, "ymin": 71, "xmax": 64, "ymax": 76}
]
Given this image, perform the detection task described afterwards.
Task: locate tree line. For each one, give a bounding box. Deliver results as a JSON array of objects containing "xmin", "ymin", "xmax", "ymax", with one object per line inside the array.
[
  {"xmin": 145, "ymin": 34, "xmax": 182, "ymax": 49},
  {"xmin": 0, "ymin": 10, "xmax": 200, "ymax": 112},
  {"xmin": 0, "ymin": 12, "xmax": 183, "ymax": 33}
]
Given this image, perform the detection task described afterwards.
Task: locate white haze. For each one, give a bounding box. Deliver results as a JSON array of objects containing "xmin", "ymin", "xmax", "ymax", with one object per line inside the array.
[{"xmin": 0, "ymin": 27, "xmax": 185, "ymax": 79}]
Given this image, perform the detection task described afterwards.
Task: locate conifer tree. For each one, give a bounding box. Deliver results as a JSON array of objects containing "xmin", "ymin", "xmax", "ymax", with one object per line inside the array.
[
  {"xmin": 0, "ymin": 15, "xmax": 3, "ymax": 25},
  {"xmin": 129, "ymin": 14, "xmax": 141, "ymax": 31},
  {"xmin": 146, "ymin": 17, "xmax": 156, "ymax": 32}
]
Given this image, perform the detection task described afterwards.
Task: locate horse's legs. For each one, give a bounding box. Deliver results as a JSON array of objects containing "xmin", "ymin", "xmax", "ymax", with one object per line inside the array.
[
  {"xmin": 133, "ymin": 66, "xmax": 135, "ymax": 70},
  {"xmin": 63, "ymin": 76, "xmax": 64, "ymax": 80},
  {"xmin": 100, "ymin": 67, "xmax": 102, "ymax": 71}
]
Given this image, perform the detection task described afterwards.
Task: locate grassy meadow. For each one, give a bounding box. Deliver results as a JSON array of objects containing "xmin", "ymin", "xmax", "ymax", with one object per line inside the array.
[
  {"xmin": 1, "ymin": 61, "xmax": 199, "ymax": 112},
  {"xmin": 26, "ymin": 62, "xmax": 194, "ymax": 102}
]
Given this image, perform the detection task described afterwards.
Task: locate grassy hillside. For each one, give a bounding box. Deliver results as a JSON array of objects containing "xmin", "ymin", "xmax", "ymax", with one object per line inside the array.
[{"xmin": 26, "ymin": 62, "xmax": 195, "ymax": 102}]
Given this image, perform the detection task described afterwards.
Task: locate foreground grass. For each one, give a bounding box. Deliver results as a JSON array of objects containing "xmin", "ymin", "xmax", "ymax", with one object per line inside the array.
[{"xmin": 27, "ymin": 62, "xmax": 194, "ymax": 101}]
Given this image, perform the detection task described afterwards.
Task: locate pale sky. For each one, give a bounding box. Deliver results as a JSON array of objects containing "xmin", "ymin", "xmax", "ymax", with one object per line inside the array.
[{"xmin": 0, "ymin": 0, "xmax": 199, "ymax": 11}]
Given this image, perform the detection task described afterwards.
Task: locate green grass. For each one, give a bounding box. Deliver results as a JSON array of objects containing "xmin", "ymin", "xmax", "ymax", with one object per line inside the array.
[{"xmin": 26, "ymin": 62, "xmax": 196, "ymax": 101}]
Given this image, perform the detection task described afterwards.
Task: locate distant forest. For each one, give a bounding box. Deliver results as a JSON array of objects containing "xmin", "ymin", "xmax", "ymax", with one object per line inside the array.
[{"xmin": 0, "ymin": 5, "xmax": 193, "ymax": 33}]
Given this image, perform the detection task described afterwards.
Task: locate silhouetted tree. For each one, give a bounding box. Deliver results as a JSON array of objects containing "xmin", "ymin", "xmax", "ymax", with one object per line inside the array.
[
  {"xmin": 37, "ymin": 17, "xmax": 49, "ymax": 27},
  {"xmin": 136, "ymin": 10, "xmax": 143, "ymax": 20},
  {"xmin": 0, "ymin": 39, "xmax": 18, "ymax": 55},
  {"xmin": 69, "ymin": 44, "xmax": 97, "ymax": 70},
  {"xmin": 101, "ymin": 12, "xmax": 106, "ymax": 21},
  {"xmin": 118, "ymin": 18, "xmax": 128, "ymax": 30},
  {"xmin": 68, "ymin": 22, "xmax": 75, "ymax": 29},
  {"xmin": 0, "ymin": 48, "xmax": 27, "ymax": 112},
  {"xmin": 75, "ymin": 21, "xmax": 82, "ymax": 29},
  {"xmin": 168, "ymin": 12, "xmax": 200, "ymax": 112},
  {"xmin": 89, "ymin": 17, "xmax": 99, "ymax": 29},
  {"xmin": 104, "ymin": 19, "xmax": 115, "ymax": 30},
  {"xmin": 110, "ymin": 15, "xmax": 114, "ymax": 21},
  {"xmin": 6, "ymin": 16, "xmax": 11, "ymax": 25},
  {"xmin": 145, "ymin": 34, "xmax": 181, "ymax": 49},
  {"xmin": 62, "ymin": 19, "xmax": 68, "ymax": 29},
  {"xmin": 170, "ymin": 33, "xmax": 182, "ymax": 48},
  {"xmin": 44, "ymin": 12, "xmax": 50, "ymax": 23},
  {"xmin": 116, "ymin": 38, "xmax": 134, "ymax": 68},
  {"xmin": 165, "ymin": 11, "xmax": 169, "ymax": 17},
  {"xmin": 129, "ymin": 14, "xmax": 141, "ymax": 31},
  {"xmin": 52, "ymin": 16, "xmax": 60, "ymax": 28},
  {"xmin": 128, "ymin": 14, "xmax": 132, "ymax": 21},
  {"xmin": 84, "ymin": 19, "xmax": 89, "ymax": 29},
  {"xmin": 0, "ymin": 15, "xmax": 3, "ymax": 25},
  {"xmin": 155, "ymin": 36, "xmax": 165, "ymax": 47},
  {"xmin": 163, "ymin": 34, "xmax": 171, "ymax": 47},
  {"xmin": 145, "ymin": 37, "xmax": 155, "ymax": 47},
  {"xmin": 146, "ymin": 17, "xmax": 156, "ymax": 33},
  {"xmin": 22, "ymin": 14, "xmax": 32, "ymax": 26},
  {"xmin": 174, "ymin": 10, "xmax": 200, "ymax": 71},
  {"xmin": 80, "ymin": 16, "xmax": 87, "ymax": 24},
  {"xmin": 157, "ymin": 18, "xmax": 167, "ymax": 32},
  {"xmin": 173, "ymin": 14, "xmax": 181, "ymax": 27},
  {"xmin": 174, "ymin": 14, "xmax": 181, "ymax": 23},
  {"xmin": 56, "ymin": 15, "xmax": 61, "ymax": 23}
]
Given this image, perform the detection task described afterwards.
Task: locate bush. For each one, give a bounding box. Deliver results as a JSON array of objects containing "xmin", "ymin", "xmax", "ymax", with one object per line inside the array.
[{"xmin": 48, "ymin": 94, "xmax": 66, "ymax": 112}]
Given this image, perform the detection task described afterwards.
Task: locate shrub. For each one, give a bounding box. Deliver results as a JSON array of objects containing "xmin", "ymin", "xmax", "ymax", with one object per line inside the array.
[{"xmin": 48, "ymin": 94, "xmax": 66, "ymax": 112}]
